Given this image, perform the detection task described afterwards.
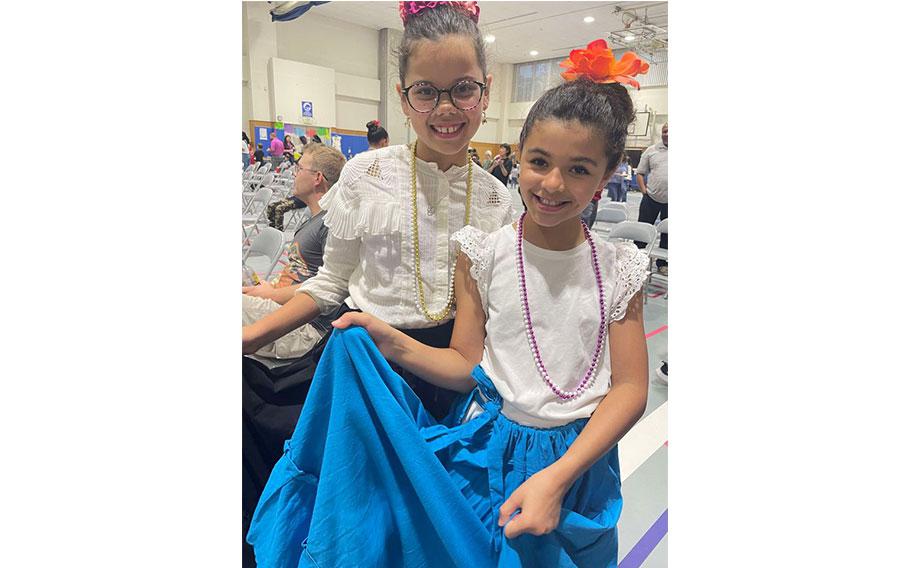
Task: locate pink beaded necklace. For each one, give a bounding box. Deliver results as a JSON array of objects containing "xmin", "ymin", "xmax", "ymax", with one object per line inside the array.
[{"xmin": 515, "ymin": 212, "xmax": 607, "ymax": 400}]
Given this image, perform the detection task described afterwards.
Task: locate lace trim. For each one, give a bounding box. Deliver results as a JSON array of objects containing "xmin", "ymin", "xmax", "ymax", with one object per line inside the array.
[
  {"xmin": 451, "ymin": 225, "xmax": 493, "ymax": 310},
  {"xmin": 609, "ymin": 241, "xmax": 651, "ymax": 323},
  {"xmin": 451, "ymin": 225, "xmax": 491, "ymax": 281}
]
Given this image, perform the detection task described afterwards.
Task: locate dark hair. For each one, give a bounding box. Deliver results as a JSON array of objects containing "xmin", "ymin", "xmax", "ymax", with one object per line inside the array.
[
  {"xmin": 499, "ymin": 143, "xmax": 511, "ymax": 156},
  {"xmin": 519, "ymin": 78, "xmax": 635, "ymax": 172},
  {"xmin": 397, "ymin": 4, "xmax": 487, "ymax": 85},
  {"xmin": 312, "ymin": 135, "xmax": 322, "ymax": 144},
  {"xmin": 242, "ymin": 131, "xmax": 250, "ymax": 144},
  {"xmin": 257, "ymin": 144, "xmax": 263, "ymax": 149},
  {"xmin": 366, "ymin": 120, "xmax": 389, "ymax": 145}
]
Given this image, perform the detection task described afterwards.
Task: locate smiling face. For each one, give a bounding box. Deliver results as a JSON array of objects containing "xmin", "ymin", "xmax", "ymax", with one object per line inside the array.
[
  {"xmin": 519, "ymin": 119, "xmax": 613, "ymax": 230},
  {"xmin": 397, "ymin": 35, "xmax": 491, "ymax": 165}
]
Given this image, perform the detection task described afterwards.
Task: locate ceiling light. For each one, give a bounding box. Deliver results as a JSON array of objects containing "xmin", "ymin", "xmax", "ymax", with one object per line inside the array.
[
  {"xmin": 584, "ymin": 16, "xmax": 595, "ymax": 23},
  {"xmin": 529, "ymin": 50, "xmax": 539, "ymax": 56},
  {"xmin": 484, "ymin": 34, "xmax": 495, "ymax": 43},
  {"xmin": 624, "ymin": 34, "xmax": 636, "ymax": 41}
]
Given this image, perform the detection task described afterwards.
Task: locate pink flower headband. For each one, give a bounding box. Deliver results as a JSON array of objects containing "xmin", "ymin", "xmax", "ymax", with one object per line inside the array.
[{"xmin": 398, "ymin": 1, "xmax": 480, "ymax": 25}]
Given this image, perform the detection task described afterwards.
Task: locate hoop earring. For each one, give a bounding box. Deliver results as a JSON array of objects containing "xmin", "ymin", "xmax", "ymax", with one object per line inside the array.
[{"xmin": 481, "ymin": 111, "xmax": 487, "ymax": 125}]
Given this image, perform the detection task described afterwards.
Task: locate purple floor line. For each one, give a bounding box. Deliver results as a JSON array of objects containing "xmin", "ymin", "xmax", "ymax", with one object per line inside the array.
[{"xmin": 618, "ymin": 509, "xmax": 668, "ymax": 568}]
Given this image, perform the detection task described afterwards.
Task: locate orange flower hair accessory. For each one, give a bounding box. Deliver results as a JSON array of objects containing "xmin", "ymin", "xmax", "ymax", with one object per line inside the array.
[{"xmin": 559, "ymin": 39, "xmax": 650, "ymax": 89}]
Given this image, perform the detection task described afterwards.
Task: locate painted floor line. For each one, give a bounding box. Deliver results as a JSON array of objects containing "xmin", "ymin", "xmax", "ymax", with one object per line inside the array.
[
  {"xmin": 618, "ymin": 401, "xmax": 667, "ymax": 482},
  {"xmin": 645, "ymin": 325, "xmax": 668, "ymax": 339},
  {"xmin": 618, "ymin": 509, "xmax": 668, "ymax": 568}
]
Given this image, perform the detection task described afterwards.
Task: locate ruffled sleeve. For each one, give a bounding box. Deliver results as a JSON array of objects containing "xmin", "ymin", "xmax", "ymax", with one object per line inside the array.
[
  {"xmin": 608, "ymin": 241, "xmax": 651, "ymax": 323},
  {"xmin": 451, "ymin": 225, "xmax": 494, "ymax": 312},
  {"xmin": 318, "ymin": 152, "xmax": 401, "ymax": 239}
]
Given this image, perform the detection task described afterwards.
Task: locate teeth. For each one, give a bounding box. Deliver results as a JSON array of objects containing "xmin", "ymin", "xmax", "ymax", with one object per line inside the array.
[
  {"xmin": 433, "ymin": 125, "xmax": 461, "ymax": 134},
  {"xmin": 538, "ymin": 196, "xmax": 563, "ymax": 206}
]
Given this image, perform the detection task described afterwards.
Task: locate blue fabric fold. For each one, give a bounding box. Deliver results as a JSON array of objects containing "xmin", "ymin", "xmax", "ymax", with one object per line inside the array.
[{"xmin": 248, "ymin": 327, "xmax": 622, "ymax": 567}]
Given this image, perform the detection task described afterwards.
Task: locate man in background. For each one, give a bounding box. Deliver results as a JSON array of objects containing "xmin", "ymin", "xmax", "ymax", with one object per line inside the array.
[
  {"xmin": 268, "ymin": 131, "xmax": 285, "ymax": 169},
  {"xmin": 636, "ymin": 123, "xmax": 669, "ymax": 274}
]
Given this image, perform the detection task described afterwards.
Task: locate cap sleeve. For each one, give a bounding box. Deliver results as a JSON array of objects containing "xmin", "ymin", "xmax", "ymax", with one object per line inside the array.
[
  {"xmin": 451, "ymin": 225, "xmax": 494, "ymax": 312},
  {"xmin": 319, "ymin": 152, "xmax": 400, "ymax": 239},
  {"xmin": 609, "ymin": 241, "xmax": 651, "ymax": 323}
]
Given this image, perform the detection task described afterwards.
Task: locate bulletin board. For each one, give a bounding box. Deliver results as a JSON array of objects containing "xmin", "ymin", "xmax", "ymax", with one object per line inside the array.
[{"xmin": 249, "ymin": 120, "xmax": 332, "ymax": 156}]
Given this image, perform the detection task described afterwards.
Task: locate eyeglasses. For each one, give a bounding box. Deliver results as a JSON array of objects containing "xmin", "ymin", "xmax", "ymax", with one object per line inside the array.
[
  {"xmin": 295, "ymin": 167, "xmax": 321, "ymax": 177},
  {"xmin": 402, "ymin": 79, "xmax": 486, "ymax": 113}
]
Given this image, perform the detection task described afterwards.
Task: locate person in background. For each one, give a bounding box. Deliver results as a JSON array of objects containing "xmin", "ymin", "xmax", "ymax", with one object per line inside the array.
[
  {"xmin": 269, "ymin": 131, "xmax": 285, "ymax": 169},
  {"xmin": 283, "ymin": 135, "xmax": 296, "ymax": 163},
  {"xmin": 636, "ymin": 123, "xmax": 668, "ymax": 274},
  {"xmin": 486, "ymin": 142, "xmax": 513, "ymax": 186},
  {"xmin": 253, "ymin": 144, "xmax": 264, "ymax": 164},
  {"xmin": 481, "ymin": 149, "xmax": 493, "ymax": 169},
  {"xmin": 311, "ymin": 134, "xmax": 322, "ymax": 144},
  {"xmin": 468, "ymin": 147, "xmax": 481, "ymax": 166},
  {"xmin": 242, "ymin": 132, "xmax": 251, "ymax": 170},
  {"xmin": 606, "ymin": 152, "xmax": 629, "ymax": 202},
  {"xmin": 366, "ymin": 120, "xmax": 390, "ymax": 150}
]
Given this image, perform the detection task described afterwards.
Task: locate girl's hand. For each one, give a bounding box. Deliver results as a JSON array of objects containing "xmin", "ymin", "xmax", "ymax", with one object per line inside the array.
[
  {"xmin": 332, "ymin": 312, "xmax": 400, "ymax": 357},
  {"xmin": 498, "ymin": 468, "xmax": 570, "ymax": 538}
]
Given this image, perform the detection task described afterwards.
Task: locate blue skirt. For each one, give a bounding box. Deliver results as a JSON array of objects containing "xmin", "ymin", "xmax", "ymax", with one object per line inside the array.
[{"xmin": 247, "ymin": 327, "xmax": 622, "ymax": 567}]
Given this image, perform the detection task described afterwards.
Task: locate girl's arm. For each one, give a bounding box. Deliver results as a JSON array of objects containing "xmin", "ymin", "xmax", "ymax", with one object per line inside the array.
[
  {"xmin": 332, "ymin": 252, "xmax": 486, "ymax": 393},
  {"xmin": 242, "ymin": 233, "xmax": 359, "ymax": 354},
  {"xmin": 499, "ymin": 291, "xmax": 649, "ymax": 538}
]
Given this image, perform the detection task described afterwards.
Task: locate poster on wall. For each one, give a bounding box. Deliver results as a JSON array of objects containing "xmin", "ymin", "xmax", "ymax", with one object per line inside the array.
[{"xmin": 301, "ymin": 101, "xmax": 314, "ymax": 118}]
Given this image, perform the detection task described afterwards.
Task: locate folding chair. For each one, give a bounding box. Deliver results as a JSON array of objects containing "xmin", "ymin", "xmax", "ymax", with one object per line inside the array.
[
  {"xmin": 244, "ymin": 172, "xmax": 275, "ymax": 208},
  {"xmin": 242, "ymin": 186, "xmax": 274, "ymax": 245},
  {"xmin": 592, "ymin": 207, "xmax": 628, "ymax": 240},
  {"xmin": 283, "ymin": 207, "xmax": 312, "ymax": 236},
  {"xmin": 243, "ymin": 226, "xmax": 286, "ymax": 282},
  {"xmin": 648, "ymin": 218, "xmax": 668, "ymax": 296}
]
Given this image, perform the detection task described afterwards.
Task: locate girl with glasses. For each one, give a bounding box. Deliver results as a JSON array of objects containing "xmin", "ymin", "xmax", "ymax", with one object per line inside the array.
[{"xmin": 243, "ymin": 1, "xmax": 514, "ymax": 562}]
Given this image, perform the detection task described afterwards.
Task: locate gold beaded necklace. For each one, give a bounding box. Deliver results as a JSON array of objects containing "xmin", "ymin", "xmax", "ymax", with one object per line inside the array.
[{"xmin": 410, "ymin": 141, "xmax": 473, "ymax": 321}]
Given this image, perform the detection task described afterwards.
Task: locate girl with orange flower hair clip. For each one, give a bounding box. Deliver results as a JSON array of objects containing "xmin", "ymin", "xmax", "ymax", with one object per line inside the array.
[{"xmin": 247, "ymin": 30, "xmax": 651, "ymax": 568}]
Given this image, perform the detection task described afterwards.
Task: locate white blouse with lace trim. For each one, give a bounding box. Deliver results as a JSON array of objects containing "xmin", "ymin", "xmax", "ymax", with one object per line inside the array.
[
  {"xmin": 297, "ymin": 144, "xmax": 514, "ymax": 329},
  {"xmin": 452, "ymin": 224, "xmax": 650, "ymax": 427}
]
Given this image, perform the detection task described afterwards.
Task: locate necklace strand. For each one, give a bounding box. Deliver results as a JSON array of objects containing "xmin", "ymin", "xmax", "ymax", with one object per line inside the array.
[
  {"xmin": 410, "ymin": 142, "xmax": 473, "ymax": 321},
  {"xmin": 516, "ymin": 212, "xmax": 607, "ymax": 400}
]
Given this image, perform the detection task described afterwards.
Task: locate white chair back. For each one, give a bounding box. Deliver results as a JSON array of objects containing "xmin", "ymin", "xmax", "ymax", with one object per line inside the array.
[
  {"xmin": 608, "ymin": 221, "xmax": 658, "ymax": 253},
  {"xmin": 243, "ymin": 227, "xmax": 286, "ymax": 278},
  {"xmin": 595, "ymin": 208, "xmax": 628, "ymax": 224}
]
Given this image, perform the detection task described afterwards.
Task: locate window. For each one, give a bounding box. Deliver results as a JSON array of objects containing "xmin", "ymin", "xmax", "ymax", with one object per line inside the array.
[{"xmin": 511, "ymin": 57, "xmax": 564, "ymax": 102}]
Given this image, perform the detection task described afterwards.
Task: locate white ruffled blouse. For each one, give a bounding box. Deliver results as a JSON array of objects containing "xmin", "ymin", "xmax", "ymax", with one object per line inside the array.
[
  {"xmin": 297, "ymin": 144, "xmax": 514, "ymax": 329},
  {"xmin": 453, "ymin": 224, "xmax": 650, "ymax": 427}
]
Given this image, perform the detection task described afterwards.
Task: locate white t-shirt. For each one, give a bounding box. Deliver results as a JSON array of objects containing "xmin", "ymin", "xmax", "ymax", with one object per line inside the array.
[
  {"xmin": 298, "ymin": 144, "xmax": 514, "ymax": 329},
  {"xmin": 453, "ymin": 224, "xmax": 649, "ymax": 427}
]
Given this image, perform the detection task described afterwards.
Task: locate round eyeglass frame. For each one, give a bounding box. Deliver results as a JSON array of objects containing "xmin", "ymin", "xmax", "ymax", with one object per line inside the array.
[{"xmin": 401, "ymin": 80, "xmax": 487, "ymax": 113}]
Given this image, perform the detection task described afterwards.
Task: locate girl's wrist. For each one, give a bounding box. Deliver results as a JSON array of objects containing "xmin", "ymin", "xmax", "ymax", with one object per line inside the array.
[{"xmin": 543, "ymin": 460, "xmax": 579, "ymax": 494}]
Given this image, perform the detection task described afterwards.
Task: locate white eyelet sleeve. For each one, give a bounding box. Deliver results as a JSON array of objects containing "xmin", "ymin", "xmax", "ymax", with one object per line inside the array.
[
  {"xmin": 451, "ymin": 225, "xmax": 494, "ymax": 312},
  {"xmin": 608, "ymin": 241, "xmax": 651, "ymax": 323}
]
